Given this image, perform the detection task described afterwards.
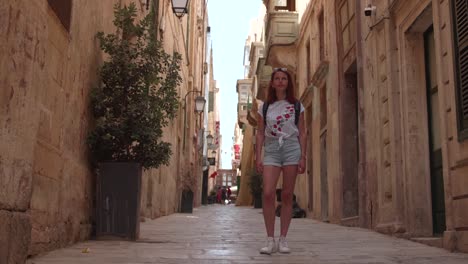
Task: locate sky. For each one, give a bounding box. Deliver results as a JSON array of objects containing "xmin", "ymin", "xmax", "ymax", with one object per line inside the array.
[{"xmin": 207, "ymin": 0, "xmax": 262, "ymax": 169}]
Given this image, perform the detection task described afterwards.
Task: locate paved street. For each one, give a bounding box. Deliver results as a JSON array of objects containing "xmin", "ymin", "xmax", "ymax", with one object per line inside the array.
[{"xmin": 27, "ymin": 205, "xmax": 468, "ymax": 264}]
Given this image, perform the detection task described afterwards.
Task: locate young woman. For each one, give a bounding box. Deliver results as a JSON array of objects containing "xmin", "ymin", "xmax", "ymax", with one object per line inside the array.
[{"xmin": 256, "ymin": 68, "xmax": 306, "ymax": 254}]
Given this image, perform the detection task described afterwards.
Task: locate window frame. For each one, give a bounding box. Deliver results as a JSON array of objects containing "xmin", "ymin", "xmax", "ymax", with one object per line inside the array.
[
  {"xmin": 451, "ymin": 0, "xmax": 468, "ymax": 141},
  {"xmin": 338, "ymin": 0, "xmax": 356, "ymax": 55},
  {"xmin": 274, "ymin": 0, "xmax": 296, "ymax": 11}
]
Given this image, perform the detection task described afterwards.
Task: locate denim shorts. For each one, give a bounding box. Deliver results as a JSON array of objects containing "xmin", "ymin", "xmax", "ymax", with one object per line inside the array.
[{"xmin": 263, "ymin": 137, "xmax": 301, "ymax": 167}]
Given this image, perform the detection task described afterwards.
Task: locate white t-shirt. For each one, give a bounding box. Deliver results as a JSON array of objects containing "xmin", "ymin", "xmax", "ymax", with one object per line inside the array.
[{"xmin": 258, "ymin": 100, "xmax": 305, "ymax": 145}]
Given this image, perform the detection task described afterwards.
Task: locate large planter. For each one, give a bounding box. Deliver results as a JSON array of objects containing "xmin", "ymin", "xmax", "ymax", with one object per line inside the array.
[
  {"xmin": 253, "ymin": 194, "xmax": 263, "ymax": 208},
  {"xmin": 96, "ymin": 162, "xmax": 142, "ymax": 240},
  {"xmin": 180, "ymin": 190, "xmax": 194, "ymax": 213}
]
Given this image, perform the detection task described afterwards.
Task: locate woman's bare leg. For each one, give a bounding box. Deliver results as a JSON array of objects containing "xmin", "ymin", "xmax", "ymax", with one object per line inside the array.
[
  {"xmin": 262, "ymin": 165, "xmax": 281, "ymax": 237},
  {"xmin": 280, "ymin": 165, "xmax": 298, "ymax": 237}
]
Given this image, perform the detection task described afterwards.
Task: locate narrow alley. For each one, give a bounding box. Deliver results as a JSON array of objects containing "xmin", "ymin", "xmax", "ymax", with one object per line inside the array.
[
  {"xmin": 3, "ymin": 1, "xmax": 468, "ymax": 263},
  {"xmin": 27, "ymin": 205, "xmax": 468, "ymax": 264}
]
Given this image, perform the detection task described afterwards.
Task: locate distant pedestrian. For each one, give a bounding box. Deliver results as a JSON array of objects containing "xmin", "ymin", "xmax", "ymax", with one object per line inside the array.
[
  {"xmin": 221, "ymin": 188, "xmax": 227, "ymax": 205},
  {"xmin": 216, "ymin": 187, "xmax": 222, "ymax": 204},
  {"xmin": 256, "ymin": 67, "xmax": 306, "ymax": 255},
  {"xmin": 227, "ymin": 187, "xmax": 232, "ymax": 203}
]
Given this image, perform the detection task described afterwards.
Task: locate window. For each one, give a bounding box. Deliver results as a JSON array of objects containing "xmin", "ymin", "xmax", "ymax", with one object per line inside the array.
[
  {"xmin": 319, "ymin": 11, "xmax": 325, "ymax": 61},
  {"xmin": 274, "ymin": 0, "xmax": 295, "ymax": 11},
  {"xmin": 47, "ymin": 0, "xmax": 72, "ymax": 31},
  {"xmin": 452, "ymin": 0, "xmax": 468, "ymax": 140},
  {"xmin": 320, "ymin": 85, "xmax": 327, "ymax": 130},
  {"xmin": 258, "ymin": 48, "xmax": 264, "ymax": 58},
  {"xmin": 338, "ymin": 0, "xmax": 355, "ymax": 54},
  {"xmin": 239, "ymin": 91, "xmax": 248, "ymax": 103}
]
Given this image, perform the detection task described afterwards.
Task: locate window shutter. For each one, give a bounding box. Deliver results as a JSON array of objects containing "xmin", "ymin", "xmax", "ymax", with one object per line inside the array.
[
  {"xmin": 452, "ymin": 0, "xmax": 468, "ymax": 139},
  {"xmin": 208, "ymin": 91, "xmax": 214, "ymax": 112}
]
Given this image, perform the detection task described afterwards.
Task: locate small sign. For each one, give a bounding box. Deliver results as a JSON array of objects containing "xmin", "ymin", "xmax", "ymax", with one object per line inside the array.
[{"xmin": 208, "ymin": 157, "xmax": 216, "ymax": 165}]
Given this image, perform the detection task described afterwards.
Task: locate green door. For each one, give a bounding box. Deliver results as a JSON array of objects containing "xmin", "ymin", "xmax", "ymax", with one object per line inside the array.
[{"xmin": 424, "ymin": 26, "xmax": 446, "ymax": 235}]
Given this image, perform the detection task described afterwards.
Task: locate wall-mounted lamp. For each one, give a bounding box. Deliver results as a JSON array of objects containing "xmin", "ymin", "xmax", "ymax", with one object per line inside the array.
[
  {"xmin": 364, "ymin": 4, "xmax": 376, "ymax": 17},
  {"xmin": 171, "ymin": 0, "xmax": 190, "ymax": 18},
  {"xmin": 183, "ymin": 90, "xmax": 205, "ymax": 149},
  {"xmin": 194, "ymin": 96, "xmax": 206, "ymax": 113},
  {"xmin": 206, "ymin": 134, "xmax": 214, "ymax": 146}
]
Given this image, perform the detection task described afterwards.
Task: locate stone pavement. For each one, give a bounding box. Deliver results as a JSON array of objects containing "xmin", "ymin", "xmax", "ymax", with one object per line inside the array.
[{"xmin": 27, "ymin": 205, "xmax": 468, "ymax": 264}]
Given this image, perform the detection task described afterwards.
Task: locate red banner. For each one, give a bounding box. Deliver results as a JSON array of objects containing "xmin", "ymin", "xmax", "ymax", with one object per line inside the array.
[{"xmin": 234, "ymin": 144, "xmax": 240, "ymax": 159}]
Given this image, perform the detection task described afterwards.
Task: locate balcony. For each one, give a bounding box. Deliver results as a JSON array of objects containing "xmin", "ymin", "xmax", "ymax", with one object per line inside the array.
[
  {"xmin": 255, "ymin": 58, "xmax": 272, "ymax": 101},
  {"xmin": 237, "ymin": 103, "xmax": 248, "ymax": 128},
  {"xmin": 264, "ymin": 11, "xmax": 299, "ymax": 70},
  {"xmin": 249, "ymin": 42, "xmax": 264, "ymax": 78}
]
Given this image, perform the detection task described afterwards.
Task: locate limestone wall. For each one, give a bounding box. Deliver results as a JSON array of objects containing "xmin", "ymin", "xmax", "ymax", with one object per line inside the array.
[
  {"xmin": 260, "ymin": 0, "xmax": 468, "ymax": 253},
  {"xmin": 0, "ymin": 0, "xmax": 207, "ymax": 261},
  {"xmin": 360, "ymin": 0, "xmax": 468, "ymax": 252},
  {"xmin": 294, "ymin": 0, "xmax": 342, "ymax": 223},
  {"xmin": 431, "ymin": 0, "xmax": 468, "ymax": 252}
]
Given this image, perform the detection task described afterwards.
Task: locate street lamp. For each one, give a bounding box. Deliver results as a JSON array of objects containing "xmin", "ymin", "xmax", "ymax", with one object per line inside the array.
[
  {"xmin": 171, "ymin": 0, "xmax": 190, "ymax": 18},
  {"xmin": 194, "ymin": 96, "xmax": 206, "ymax": 113},
  {"xmin": 206, "ymin": 134, "xmax": 214, "ymax": 146},
  {"xmin": 183, "ymin": 90, "xmax": 205, "ymax": 149}
]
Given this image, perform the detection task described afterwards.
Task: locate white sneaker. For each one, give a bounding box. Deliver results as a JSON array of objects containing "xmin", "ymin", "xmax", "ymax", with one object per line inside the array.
[
  {"xmin": 278, "ymin": 236, "xmax": 291, "ymax": 254},
  {"xmin": 260, "ymin": 237, "xmax": 277, "ymax": 255}
]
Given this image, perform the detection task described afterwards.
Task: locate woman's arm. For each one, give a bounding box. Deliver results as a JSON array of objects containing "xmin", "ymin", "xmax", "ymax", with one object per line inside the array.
[
  {"xmin": 298, "ymin": 111, "xmax": 307, "ymax": 174},
  {"xmin": 256, "ymin": 112, "xmax": 266, "ymax": 173}
]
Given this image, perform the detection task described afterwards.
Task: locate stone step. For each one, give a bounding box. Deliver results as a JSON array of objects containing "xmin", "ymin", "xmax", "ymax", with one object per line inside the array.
[{"xmin": 410, "ymin": 237, "xmax": 443, "ymax": 248}]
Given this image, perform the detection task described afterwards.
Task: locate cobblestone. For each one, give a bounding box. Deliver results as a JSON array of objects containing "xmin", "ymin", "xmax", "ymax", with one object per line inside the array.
[{"xmin": 27, "ymin": 205, "xmax": 468, "ymax": 264}]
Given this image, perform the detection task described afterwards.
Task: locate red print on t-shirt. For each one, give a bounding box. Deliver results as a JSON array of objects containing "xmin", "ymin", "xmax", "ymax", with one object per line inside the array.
[{"xmin": 269, "ymin": 105, "xmax": 294, "ymax": 137}]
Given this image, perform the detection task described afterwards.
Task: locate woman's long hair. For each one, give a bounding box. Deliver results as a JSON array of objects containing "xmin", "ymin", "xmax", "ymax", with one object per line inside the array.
[{"xmin": 266, "ymin": 69, "xmax": 296, "ymax": 104}]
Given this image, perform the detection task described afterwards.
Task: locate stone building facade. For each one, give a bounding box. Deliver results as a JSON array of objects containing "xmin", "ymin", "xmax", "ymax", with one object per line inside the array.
[
  {"xmin": 251, "ymin": 0, "xmax": 468, "ymax": 252},
  {"xmin": 215, "ymin": 169, "xmax": 238, "ymax": 189},
  {"xmin": 204, "ymin": 45, "xmax": 222, "ymax": 202},
  {"xmin": 0, "ymin": 0, "xmax": 210, "ymax": 262},
  {"xmin": 235, "ymin": 7, "xmax": 268, "ymax": 206}
]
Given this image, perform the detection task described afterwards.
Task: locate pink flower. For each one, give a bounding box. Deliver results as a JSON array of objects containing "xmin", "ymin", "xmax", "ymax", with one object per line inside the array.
[
  {"xmin": 277, "ymin": 121, "xmax": 281, "ymax": 124},
  {"xmin": 285, "ymin": 114, "xmax": 290, "ymax": 118},
  {"xmin": 276, "ymin": 116, "xmax": 282, "ymax": 120},
  {"xmin": 271, "ymin": 132, "xmax": 277, "ymax": 136},
  {"xmin": 278, "ymin": 127, "xmax": 282, "ymax": 131},
  {"xmin": 273, "ymin": 125, "xmax": 277, "ymax": 128}
]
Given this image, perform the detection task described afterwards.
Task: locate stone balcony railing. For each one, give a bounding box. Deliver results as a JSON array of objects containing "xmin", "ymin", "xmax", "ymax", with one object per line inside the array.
[
  {"xmin": 264, "ymin": 11, "xmax": 299, "ymax": 70},
  {"xmin": 237, "ymin": 109, "xmax": 248, "ymax": 128},
  {"xmin": 255, "ymin": 58, "xmax": 272, "ymax": 101}
]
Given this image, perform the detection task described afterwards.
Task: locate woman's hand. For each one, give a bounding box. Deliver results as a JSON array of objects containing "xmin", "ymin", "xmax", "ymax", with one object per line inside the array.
[
  {"xmin": 256, "ymin": 159, "xmax": 264, "ymax": 174},
  {"xmin": 298, "ymin": 156, "xmax": 306, "ymax": 174}
]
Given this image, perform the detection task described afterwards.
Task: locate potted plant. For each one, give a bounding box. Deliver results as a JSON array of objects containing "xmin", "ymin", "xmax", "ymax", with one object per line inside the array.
[
  {"xmin": 87, "ymin": 3, "xmax": 181, "ymax": 240},
  {"xmin": 178, "ymin": 169, "xmax": 197, "ymax": 213},
  {"xmin": 249, "ymin": 170, "xmax": 263, "ymax": 208},
  {"xmin": 207, "ymin": 189, "xmax": 217, "ymax": 204}
]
